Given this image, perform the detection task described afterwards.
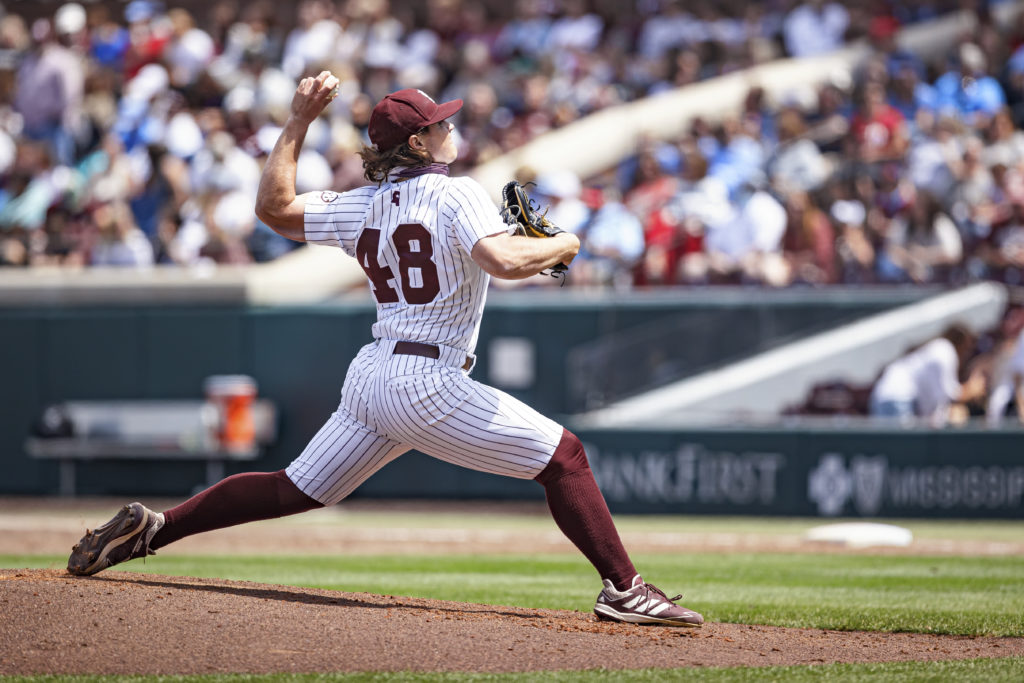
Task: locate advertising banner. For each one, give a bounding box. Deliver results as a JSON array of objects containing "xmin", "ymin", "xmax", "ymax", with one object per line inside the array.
[{"xmin": 577, "ymin": 428, "xmax": 1024, "ymax": 519}]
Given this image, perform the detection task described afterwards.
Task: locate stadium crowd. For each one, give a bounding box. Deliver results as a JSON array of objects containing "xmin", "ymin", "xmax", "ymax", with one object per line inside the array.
[
  {"xmin": 549, "ymin": 2, "xmax": 1024, "ymax": 291},
  {"xmin": 0, "ymin": 0, "xmax": 1014, "ymax": 277}
]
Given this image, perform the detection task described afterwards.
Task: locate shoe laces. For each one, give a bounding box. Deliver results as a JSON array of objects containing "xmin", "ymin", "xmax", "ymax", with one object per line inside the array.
[{"xmin": 643, "ymin": 582, "xmax": 683, "ymax": 603}]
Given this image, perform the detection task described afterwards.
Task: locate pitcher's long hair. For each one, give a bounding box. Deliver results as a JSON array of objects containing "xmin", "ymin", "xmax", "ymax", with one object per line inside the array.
[{"xmin": 359, "ymin": 142, "xmax": 432, "ymax": 184}]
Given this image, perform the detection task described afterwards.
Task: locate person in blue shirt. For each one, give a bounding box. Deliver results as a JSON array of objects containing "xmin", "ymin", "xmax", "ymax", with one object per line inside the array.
[{"xmin": 933, "ymin": 43, "xmax": 1006, "ymax": 125}]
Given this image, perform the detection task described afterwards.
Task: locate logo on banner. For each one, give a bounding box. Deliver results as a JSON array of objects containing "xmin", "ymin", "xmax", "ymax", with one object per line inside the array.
[
  {"xmin": 851, "ymin": 456, "xmax": 887, "ymax": 515},
  {"xmin": 807, "ymin": 454, "xmax": 1024, "ymax": 515},
  {"xmin": 808, "ymin": 454, "xmax": 887, "ymax": 516},
  {"xmin": 807, "ymin": 454, "xmax": 852, "ymax": 516}
]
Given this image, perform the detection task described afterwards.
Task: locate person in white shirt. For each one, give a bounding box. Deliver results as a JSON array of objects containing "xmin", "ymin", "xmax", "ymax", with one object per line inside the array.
[
  {"xmin": 782, "ymin": 0, "xmax": 849, "ymax": 59},
  {"xmin": 870, "ymin": 324, "xmax": 985, "ymax": 426},
  {"xmin": 986, "ymin": 325, "xmax": 1024, "ymax": 426}
]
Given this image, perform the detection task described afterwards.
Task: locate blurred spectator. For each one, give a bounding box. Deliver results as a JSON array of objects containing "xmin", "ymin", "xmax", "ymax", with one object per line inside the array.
[
  {"xmin": 781, "ymin": 189, "xmax": 837, "ymax": 285},
  {"xmin": 14, "ymin": 13, "xmax": 85, "ymax": 165},
  {"xmin": 951, "ymin": 135, "xmax": 997, "ymax": 237},
  {"xmin": 164, "ymin": 8, "xmax": 215, "ymax": 90},
  {"xmin": 129, "ymin": 143, "xmax": 190, "ymax": 241},
  {"xmin": 494, "ymin": 0, "xmax": 553, "ymax": 62},
  {"xmin": 969, "ymin": 201, "xmax": 1024, "ymax": 285},
  {"xmin": 191, "ymin": 130, "xmax": 260, "ymax": 199},
  {"xmin": 89, "ymin": 200, "xmax": 154, "ymax": 267},
  {"xmin": 985, "ymin": 311, "xmax": 1024, "ymax": 426},
  {"xmin": 782, "ymin": 0, "xmax": 850, "ymax": 58},
  {"xmin": 0, "ymin": 141, "xmax": 67, "ymax": 232},
  {"xmin": 87, "ymin": 4, "xmax": 130, "ymax": 71},
  {"xmin": 850, "ymin": 81, "xmax": 909, "ymax": 164},
  {"xmin": 804, "ymin": 82, "xmax": 852, "ymax": 154},
  {"xmin": 625, "ymin": 145, "xmax": 681, "ymax": 228},
  {"xmin": 831, "ymin": 195, "xmax": 876, "ymax": 283},
  {"xmin": 743, "ymin": 185, "xmax": 791, "ymax": 286},
  {"xmin": 768, "ymin": 107, "xmax": 832, "ymax": 194},
  {"xmin": 933, "ymin": 42, "xmax": 1006, "ymax": 127},
  {"xmin": 578, "ymin": 186, "xmax": 645, "ymax": 289},
  {"xmin": 706, "ymin": 115, "xmax": 767, "ymax": 197},
  {"xmin": 869, "ymin": 323, "xmax": 986, "ymax": 427},
  {"xmin": 123, "ymin": 0, "xmax": 172, "ymax": 80},
  {"xmin": 281, "ymin": 0, "xmax": 340, "ymax": 80},
  {"xmin": 877, "ymin": 191, "xmax": 962, "ymax": 284},
  {"xmin": 983, "ymin": 108, "xmax": 1024, "ymax": 169},
  {"xmin": 636, "ymin": 0, "xmax": 691, "ymax": 61},
  {"xmin": 906, "ymin": 113, "xmax": 965, "ymax": 200},
  {"xmin": 533, "ymin": 169, "xmax": 590, "ymax": 235},
  {"xmin": 650, "ymin": 149, "xmax": 727, "ymax": 285},
  {"xmin": 546, "ymin": 0, "xmax": 603, "ymax": 63},
  {"xmin": 887, "ymin": 62, "xmax": 933, "ymax": 122},
  {"xmin": 203, "ymin": 188, "xmax": 256, "ymax": 264}
]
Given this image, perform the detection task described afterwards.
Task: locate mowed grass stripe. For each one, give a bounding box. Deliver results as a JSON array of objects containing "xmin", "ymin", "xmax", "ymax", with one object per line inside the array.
[
  {"xmin": 5, "ymin": 552, "xmax": 1023, "ymax": 636},
  {"xmin": 2, "ymin": 657, "xmax": 1024, "ymax": 682}
]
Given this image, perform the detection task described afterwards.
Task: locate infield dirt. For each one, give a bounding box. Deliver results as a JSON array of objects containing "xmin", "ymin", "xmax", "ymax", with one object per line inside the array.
[
  {"xmin": 3, "ymin": 568, "xmax": 1024, "ymax": 675},
  {"xmin": 2, "ymin": 498, "xmax": 1023, "ymax": 675}
]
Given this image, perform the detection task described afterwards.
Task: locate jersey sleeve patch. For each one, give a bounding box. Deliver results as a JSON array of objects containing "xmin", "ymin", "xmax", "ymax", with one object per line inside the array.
[{"xmin": 304, "ymin": 188, "xmax": 373, "ymax": 257}]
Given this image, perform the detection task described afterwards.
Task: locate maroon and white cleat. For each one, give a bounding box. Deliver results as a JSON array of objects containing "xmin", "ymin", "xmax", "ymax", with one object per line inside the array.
[
  {"xmin": 594, "ymin": 575, "xmax": 704, "ymax": 627},
  {"xmin": 67, "ymin": 502, "xmax": 164, "ymax": 576}
]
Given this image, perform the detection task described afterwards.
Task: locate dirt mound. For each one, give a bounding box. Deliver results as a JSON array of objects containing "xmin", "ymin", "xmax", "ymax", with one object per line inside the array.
[{"xmin": 2, "ymin": 569, "xmax": 1022, "ymax": 675}]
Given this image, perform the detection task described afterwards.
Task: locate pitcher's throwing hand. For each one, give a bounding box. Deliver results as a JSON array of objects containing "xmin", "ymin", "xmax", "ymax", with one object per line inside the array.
[{"xmin": 291, "ymin": 70, "xmax": 339, "ymax": 124}]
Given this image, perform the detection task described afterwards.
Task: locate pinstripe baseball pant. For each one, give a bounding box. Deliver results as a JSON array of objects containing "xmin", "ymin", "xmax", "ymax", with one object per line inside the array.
[{"xmin": 287, "ymin": 339, "xmax": 565, "ymax": 505}]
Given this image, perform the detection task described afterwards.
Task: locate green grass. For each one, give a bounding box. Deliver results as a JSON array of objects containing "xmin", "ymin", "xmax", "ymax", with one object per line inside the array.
[
  {"xmin": 7, "ymin": 551, "xmax": 1024, "ymax": 637},
  {"xmin": 2, "ymin": 657, "xmax": 1024, "ymax": 681}
]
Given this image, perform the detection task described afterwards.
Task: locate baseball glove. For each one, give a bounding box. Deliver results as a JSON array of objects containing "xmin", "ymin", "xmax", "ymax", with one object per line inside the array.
[{"xmin": 499, "ymin": 180, "xmax": 568, "ymax": 276}]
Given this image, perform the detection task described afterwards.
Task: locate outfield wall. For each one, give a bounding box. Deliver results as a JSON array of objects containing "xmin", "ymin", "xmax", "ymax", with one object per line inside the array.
[
  {"xmin": 7, "ymin": 287, "xmax": 1023, "ymax": 520},
  {"xmin": 573, "ymin": 425, "xmax": 1024, "ymax": 519},
  {"xmin": 2, "ymin": 287, "xmax": 920, "ymax": 497},
  {"xmin": 351, "ymin": 422, "xmax": 1024, "ymax": 520}
]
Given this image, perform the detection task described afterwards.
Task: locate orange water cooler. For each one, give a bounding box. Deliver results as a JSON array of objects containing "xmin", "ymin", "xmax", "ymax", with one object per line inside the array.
[{"xmin": 203, "ymin": 375, "xmax": 258, "ymax": 453}]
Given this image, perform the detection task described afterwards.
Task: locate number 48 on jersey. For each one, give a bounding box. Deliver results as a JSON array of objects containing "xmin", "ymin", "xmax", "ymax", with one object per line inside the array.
[{"xmin": 355, "ymin": 224, "xmax": 440, "ymax": 305}]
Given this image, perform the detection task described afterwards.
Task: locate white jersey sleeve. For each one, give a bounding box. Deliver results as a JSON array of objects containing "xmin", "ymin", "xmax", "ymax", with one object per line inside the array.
[
  {"xmin": 445, "ymin": 177, "xmax": 512, "ymax": 255},
  {"xmin": 303, "ymin": 188, "xmax": 376, "ymax": 257}
]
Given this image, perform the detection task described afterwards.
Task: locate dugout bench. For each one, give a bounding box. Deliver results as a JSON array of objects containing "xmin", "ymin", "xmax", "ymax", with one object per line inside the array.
[{"xmin": 25, "ymin": 400, "xmax": 276, "ymax": 496}]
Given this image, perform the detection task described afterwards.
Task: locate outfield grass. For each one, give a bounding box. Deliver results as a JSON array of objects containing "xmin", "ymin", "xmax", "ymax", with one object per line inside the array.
[
  {"xmin": 6, "ymin": 551, "xmax": 1023, "ymax": 637},
  {"xmin": 3, "ymin": 657, "xmax": 1024, "ymax": 682}
]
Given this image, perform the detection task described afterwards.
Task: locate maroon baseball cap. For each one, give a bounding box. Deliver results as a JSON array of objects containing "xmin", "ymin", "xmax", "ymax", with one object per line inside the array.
[{"xmin": 368, "ymin": 88, "xmax": 463, "ymax": 151}]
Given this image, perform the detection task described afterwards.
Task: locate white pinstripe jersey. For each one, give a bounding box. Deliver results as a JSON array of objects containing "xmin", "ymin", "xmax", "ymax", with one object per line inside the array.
[{"xmin": 304, "ymin": 173, "xmax": 508, "ymax": 353}]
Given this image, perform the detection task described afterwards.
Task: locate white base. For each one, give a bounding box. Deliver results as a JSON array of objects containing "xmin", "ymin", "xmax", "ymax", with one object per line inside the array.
[{"xmin": 804, "ymin": 522, "xmax": 913, "ymax": 548}]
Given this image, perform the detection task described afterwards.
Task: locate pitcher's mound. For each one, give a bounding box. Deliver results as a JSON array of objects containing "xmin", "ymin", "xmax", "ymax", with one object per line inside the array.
[{"xmin": 1, "ymin": 569, "xmax": 1021, "ymax": 675}]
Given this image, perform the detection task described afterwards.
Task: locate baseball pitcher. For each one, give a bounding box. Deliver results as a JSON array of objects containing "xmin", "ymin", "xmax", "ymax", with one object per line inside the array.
[{"xmin": 67, "ymin": 72, "xmax": 702, "ymax": 627}]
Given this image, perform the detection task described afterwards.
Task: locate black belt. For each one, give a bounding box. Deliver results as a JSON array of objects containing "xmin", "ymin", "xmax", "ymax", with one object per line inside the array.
[{"xmin": 393, "ymin": 341, "xmax": 472, "ymax": 371}]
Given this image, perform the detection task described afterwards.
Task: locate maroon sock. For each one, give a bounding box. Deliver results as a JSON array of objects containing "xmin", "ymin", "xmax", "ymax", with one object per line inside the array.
[
  {"xmin": 535, "ymin": 429, "xmax": 637, "ymax": 591},
  {"xmin": 150, "ymin": 470, "xmax": 323, "ymax": 550}
]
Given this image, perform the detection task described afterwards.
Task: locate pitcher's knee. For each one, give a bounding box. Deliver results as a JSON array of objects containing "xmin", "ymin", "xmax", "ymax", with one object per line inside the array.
[{"xmin": 534, "ymin": 428, "xmax": 590, "ymax": 486}]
